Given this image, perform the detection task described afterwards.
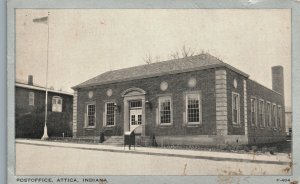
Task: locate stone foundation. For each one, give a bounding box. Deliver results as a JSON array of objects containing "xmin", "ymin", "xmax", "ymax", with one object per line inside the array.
[{"xmin": 140, "ymin": 135, "xmax": 249, "ymax": 147}]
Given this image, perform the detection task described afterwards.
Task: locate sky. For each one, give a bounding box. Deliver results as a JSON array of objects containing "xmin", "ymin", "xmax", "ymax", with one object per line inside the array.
[{"xmin": 16, "ymin": 9, "xmax": 291, "ymax": 107}]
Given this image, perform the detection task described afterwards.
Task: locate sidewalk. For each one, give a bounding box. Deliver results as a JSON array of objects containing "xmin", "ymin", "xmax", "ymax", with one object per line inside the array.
[{"xmin": 16, "ymin": 139, "xmax": 291, "ymax": 165}]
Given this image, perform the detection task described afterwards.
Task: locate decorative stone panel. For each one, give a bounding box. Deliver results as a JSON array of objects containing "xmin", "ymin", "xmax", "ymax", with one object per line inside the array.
[
  {"xmin": 215, "ymin": 69, "xmax": 228, "ymax": 135},
  {"xmin": 72, "ymin": 90, "xmax": 78, "ymax": 137},
  {"xmin": 243, "ymin": 79, "xmax": 248, "ymax": 135}
]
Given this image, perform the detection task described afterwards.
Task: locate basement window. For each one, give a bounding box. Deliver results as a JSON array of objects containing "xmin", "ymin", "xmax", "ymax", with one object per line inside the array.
[
  {"xmin": 232, "ymin": 92, "xmax": 240, "ymax": 125},
  {"xmin": 52, "ymin": 96, "xmax": 62, "ymax": 112}
]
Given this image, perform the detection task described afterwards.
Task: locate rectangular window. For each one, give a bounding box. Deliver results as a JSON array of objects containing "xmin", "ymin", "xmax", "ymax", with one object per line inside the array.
[
  {"xmin": 29, "ymin": 92, "xmax": 34, "ymax": 106},
  {"xmin": 52, "ymin": 96, "xmax": 63, "ymax": 112},
  {"xmin": 186, "ymin": 93, "xmax": 201, "ymax": 124},
  {"xmin": 272, "ymin": 103, "xmax": 277, "ymax": 128},
  {"xmin": 258, "ymin": 99, "xmax": 265, "ymax": 127},
  {"xmin": 106, "ymin": 102, "xmax": 115, "ymax": 126},
  {"xmin": 232, "ymin": 93, "xmax": 240, "ymax": 125},
  {"xmin": 158, "ymin": 96, "xmax": 172, "ymax": 124},
  {"xmin": 278, "ymin": 105, "xmax": 282, "ymax": 129},
  {"xmin": 137, "ymin": 114, "xmax": 142, "ymax": 125},
  {"xmin": 86, "ymin": 103, "xmax": 96, "ymax": 127},
  {"xmin": 251, "ymin": 97, "xmax": 257, "ymax": 126},
  {"xmin": 130, "ymin": 100, "xmax": 142, "ymax": 109},
  {"xmin": 266, "ymin": 102, "xmax": 271, "ymax": 127},
  {"xmin": 131, "ymin": 115, "xmax": 136, "ymax": 125}
]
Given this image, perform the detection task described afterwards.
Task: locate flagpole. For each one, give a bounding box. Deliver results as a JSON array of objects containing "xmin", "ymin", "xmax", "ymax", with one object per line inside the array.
[{"xmin": 41, "ymin": 12, "xmax": 50, "ymax": 140}]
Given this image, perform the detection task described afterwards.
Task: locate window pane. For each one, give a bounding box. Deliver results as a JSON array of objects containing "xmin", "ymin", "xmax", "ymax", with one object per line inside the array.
[
  {"xmin": 187, "ymin": 95, "xmax": 200, "ymax": 123},
  {"xmin": 52, "ymin": 97, "xmax": 62, "ymax": 112},
  {"xmin": 272, "ymin": 104, "xmax": 277, "ymax": 127},
  {"xmin": 160, "ymin": 98, "xmax": 171, "ymax": 124},
  {"xmin": 106, "ymin": 103, "xmax": 115, "ymax": 126},
  {"xmin": 29, "ymin": 92, "xmax": 34, "ymax": 105},
  {"xmin": 232, "ymin": 94, "xmax": 240, "ymax": 124},
  {"xmin": 131, "ymin": 115, "xmax": 135, "ymax": 125},
  {"xmin": 87, "ymin": 104, "xmax": 95, "ymax": 126},
  {"xmin": 233, "ymin": 110, "xmax": 237, "ymax": 122},
  {"xmin": 278, "ymin": 106, "xmax": 281, "ymax": 128},
  {"xmin": 138, "ymin": 115, "xmax": 142, "ymax": 125},
  {"xmin": 251, "ymin": 98, "xmax": 257, "ymax": 125},
  {"xmin": 267, "ymin": 103, "xmax": 271, "ymax": 126},
  {"xmin": 258, "ymin": 100, "xmax": 264, "ymax": 126},
  {"xmin": 130, "ymin": 100, "xmax": 142, "ymax": 108}
]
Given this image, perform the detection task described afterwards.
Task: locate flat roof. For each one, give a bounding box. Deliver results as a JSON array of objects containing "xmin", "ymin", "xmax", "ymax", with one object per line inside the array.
[{"xmin": 15, "ymin": 82, "xmax": 73, "ymax": 96}]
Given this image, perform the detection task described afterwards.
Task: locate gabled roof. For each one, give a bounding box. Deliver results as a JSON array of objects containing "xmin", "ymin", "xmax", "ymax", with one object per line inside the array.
[
  {"xmin": 15, "ymin": 82, "xmax": 73, "ymax": 96},
  {"xmin": 73, "ymin": 53, "xmax": 249, "ymax": 89}
]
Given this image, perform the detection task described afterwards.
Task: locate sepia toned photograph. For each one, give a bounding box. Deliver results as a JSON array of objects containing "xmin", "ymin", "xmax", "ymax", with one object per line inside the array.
[{"xmin": 14, "ymin": 8, "xmax": 292, "ymax": 177}]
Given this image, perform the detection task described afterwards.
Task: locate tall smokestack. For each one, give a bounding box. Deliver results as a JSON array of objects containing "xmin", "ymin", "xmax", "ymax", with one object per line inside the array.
[
  {"xmin": 28, "ymin": 75, "xmax": 33, "ymax": 85},
  {"xmin": 272, "ymin": 66, "xmax": 284, "ymax": 96}
]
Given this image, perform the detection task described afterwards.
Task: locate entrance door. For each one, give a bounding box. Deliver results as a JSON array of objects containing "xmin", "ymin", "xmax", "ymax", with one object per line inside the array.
[{"xmin": 130, "ymin": 109, "xmax": 142, "ymax": 132}]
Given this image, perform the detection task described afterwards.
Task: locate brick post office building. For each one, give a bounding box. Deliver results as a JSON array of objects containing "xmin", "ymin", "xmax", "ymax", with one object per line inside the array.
[
  {"xmin": 72, "ymin": 54, "xmax": 286, "ymax": 146},
  {"xmin": 15, "ymin": 76, "xmax": 73, "ymax": 138}
]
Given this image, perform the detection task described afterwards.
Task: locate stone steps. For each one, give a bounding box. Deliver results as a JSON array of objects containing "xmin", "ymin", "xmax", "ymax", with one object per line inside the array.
[{"xmin": 102, "ymin": 136, "xmax": 124, "ymax": 145}]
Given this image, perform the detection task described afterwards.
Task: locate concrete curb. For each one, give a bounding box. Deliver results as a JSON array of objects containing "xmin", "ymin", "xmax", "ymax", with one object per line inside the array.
[{"xmin": 17, "ymin": 141, "xmax": 290, "ymax": 165}]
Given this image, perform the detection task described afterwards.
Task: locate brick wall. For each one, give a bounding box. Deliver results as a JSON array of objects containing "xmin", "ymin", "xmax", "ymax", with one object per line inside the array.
[
  {"xmin": 247, "ymin": 80, "xmax": 286, "ymax": 144},
  {"xmin": 15, "ymin": 87, "xmax": 73, "ymax": 138},
  {"xmin": 75, "ymin": 68, "xmax": 217, "ymax": 137},
  {"xmin": 75, "ymin": 65, "xmax": 286, "ymax": 145},
  {"xmin": 226, "ymin": 69, "xmax": 247, "ymax": 135},
  {"xmin": 224, "ymin": 68, "xmax": 286, "ymax": 144}
]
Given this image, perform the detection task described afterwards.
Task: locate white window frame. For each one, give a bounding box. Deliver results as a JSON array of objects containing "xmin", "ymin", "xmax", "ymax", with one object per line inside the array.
[
  {"xmin": 52, "ymin": 96, "xmax": 63, "ymax": 112},
  {"xmin": 85, "ymin": 102, "xmax": 96, "ymax": 128},
  {"xmin": 272, "ymin": 103, "xmax": 277, "ymax": 129},
  {"xmin": 277, "ymin": 105, "xmax": 282, "ymax": 130},
  {"xmin": 29, "ymin": 92, "xmax": 34, "ymax": 106},
  {"xmin": 129, "ymin": 100, "xmax": 142, "ymax": 109},
  {"xmin": 258, "ymin": 99, "xmax": 265, "ymax": 128},
  {"xmin": 105, "ymin": 102, "xmax": 116, "ymax": 127},
  {"xmin": 158, "ymin": 96, "xmax": 173, "ymax": 125},
  {"xmin": 185, "ymin": 92, "xmax": 202, "ymax": 125},
  {"xmin": 232, "ymin": 92, "xmax": 240, "ymax": 125},
  {"xmin": 266, "ymin": 101, "xmax": 271, "ymax": 127},
  {"xmin": 250, "ymin": 96, "xmax": 257, "ymax": 127}
]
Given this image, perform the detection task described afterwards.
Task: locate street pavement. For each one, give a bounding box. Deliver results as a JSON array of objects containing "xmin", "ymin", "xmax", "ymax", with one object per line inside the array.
[{"xmin": 16, "ymin": 139, "xmax": 292, "ymax": 175}]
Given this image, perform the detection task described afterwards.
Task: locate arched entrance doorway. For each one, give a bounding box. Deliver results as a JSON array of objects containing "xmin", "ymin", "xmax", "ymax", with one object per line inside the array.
[{"xmin": 121, "ymin": 87, "xmax": 146, "ymax": 135}]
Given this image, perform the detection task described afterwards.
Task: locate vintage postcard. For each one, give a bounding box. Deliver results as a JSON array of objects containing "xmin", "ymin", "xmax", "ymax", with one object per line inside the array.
[{"xmin": 6, "ymin": 0, "xmax": 300, "ymax": 184}]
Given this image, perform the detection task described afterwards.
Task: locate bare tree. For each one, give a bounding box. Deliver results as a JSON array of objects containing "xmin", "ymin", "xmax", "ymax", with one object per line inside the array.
[
  {"xmin": 143, "ymin": 53, "xmax": 161, "ymax": 64},
  {"xmin": 143, "ymin": 53, "xmax": 154, "ymax": 64},
  {"xmin": 143, "ymin": 45, "xmax": 201, "ymax": 64},
  {"xmin": 181, "ymin": 45, "xmax": 196, "ymax": 58},
  {"xmin": 170, "ymin": 51, "xmax": 180, "ymax": 59},
  {"xmin": 170, "ymin": 45, "xmax": 197, "ymax": 59}
]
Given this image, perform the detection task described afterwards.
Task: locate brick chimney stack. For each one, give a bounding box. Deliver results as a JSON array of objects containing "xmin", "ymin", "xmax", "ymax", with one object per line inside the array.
[
  {"xmin": 272, "ymin": 66, "xmax": 284, "ymax": 96},
  {"xmin": 28, "ymin": 75, "xmax": 33, "ymax": 85}
]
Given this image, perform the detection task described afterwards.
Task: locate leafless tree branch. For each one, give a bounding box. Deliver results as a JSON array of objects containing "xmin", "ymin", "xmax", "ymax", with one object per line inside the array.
[{"xmin": 143, "ymin": 53, "xmax": 154, "ymax": 64}]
